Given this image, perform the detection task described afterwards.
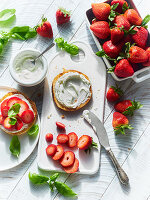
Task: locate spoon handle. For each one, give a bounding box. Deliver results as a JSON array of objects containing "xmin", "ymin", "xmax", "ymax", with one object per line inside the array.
[{"xmin": 35, "ymin": 42, "xmax": 55, "ymax": 60}]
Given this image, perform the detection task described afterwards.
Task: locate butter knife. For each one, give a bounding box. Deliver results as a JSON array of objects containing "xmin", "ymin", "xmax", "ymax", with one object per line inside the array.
[{"xmin": 83, "ymin": 110, "xmax": 129, "ymax": 185}]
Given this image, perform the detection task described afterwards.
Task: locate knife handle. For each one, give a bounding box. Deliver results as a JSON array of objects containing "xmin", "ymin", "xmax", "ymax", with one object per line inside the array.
[{"xmin": 107, "ymin": 149, "xmax": 129, "ymax": 185}]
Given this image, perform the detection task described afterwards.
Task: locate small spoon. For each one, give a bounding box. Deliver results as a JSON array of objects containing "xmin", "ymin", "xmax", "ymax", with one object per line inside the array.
[{"xmin": 31, "ymin": 42, "xmax": 55, "ymax": 65}]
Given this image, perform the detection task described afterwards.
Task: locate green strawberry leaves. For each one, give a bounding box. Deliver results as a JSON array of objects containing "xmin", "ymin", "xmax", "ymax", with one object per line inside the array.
[
  {"xmin": 111, "ymin": 85, "xmax": 123, "ymax": 96},
  {"xmin": 84, "ymin": 138, "xmax": 98, "ymax": 154},
  {"xmin": 122, "ymin": 3, "xmax": 129, "ymax": 13},
  {"xmin": 141, "ymin": 14, "xmax": 150, "ymax": 28},
  {"xmin": 123, "ymin": 100, "xmax": 143, "ymax": 116},
  {"xmin": 108, "ymin": 3, "xmax": 119, "ymax": 25},
  {"xmin": 59, "ymin": 7, "xmax": 71, "ymax": 17},
  {"xmin": 9, "ymin": 136, "xmax": 20, "ymax": 157},
  {"xmin": 115, "ymin": 124, "xmax": 133, "ymax": 135}
]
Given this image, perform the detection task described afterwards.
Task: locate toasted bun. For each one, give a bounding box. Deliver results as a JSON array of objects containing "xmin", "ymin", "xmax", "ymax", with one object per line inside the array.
[
  {"xmin": 0, "ymin": 91, "xmax": 37, "ymax": 135},
  {"xmin": 52, "ymin": 70, "xmax": 92, "ymax": 111}
]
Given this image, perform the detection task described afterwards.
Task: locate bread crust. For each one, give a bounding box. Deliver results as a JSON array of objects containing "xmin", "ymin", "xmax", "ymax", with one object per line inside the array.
[
  {"xmin": 0, "ymin": 91, "xmax": 37, "ymax": 135},
  {"xmin": 52, "ymin": 70, "xmax": 92, "ymax": 111}
]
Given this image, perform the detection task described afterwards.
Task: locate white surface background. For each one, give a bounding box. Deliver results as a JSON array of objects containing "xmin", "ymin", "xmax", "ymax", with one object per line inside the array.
[{"xmin": 0, "ymin": 0, "xmax": 150, "ymax": 199}]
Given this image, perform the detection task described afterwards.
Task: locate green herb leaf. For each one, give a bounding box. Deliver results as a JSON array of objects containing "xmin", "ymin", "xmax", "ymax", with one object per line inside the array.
[
  {"xmin": 85, "ymin": 138, "xmax": 98, "ymax": 154},
  {"xmin": 49, "ymin": 181, "xmax": 54, "ymax": 192},
  {"xmin": 50, "ymin": 173, "xmax": 59, "ymax": 182},
  {"xmin": 9, "ymin": 136, "xmax": 20, "ymax": 157},
  {"xmin": 28, "ymin": 172, "xmax": 49, "ymax": 184},
  {"xmin": 141, "ymin": 14, "xmax": 150, "ymax": 27},
  {"xmin": 114, "ymin": 124, "xmax": 133, "ymax": 135},
  {"xmin": 9, "ymin": 117, "xmax": 17, "ymax": 125},
  {"xmin": 54, "ymin": 181, "xmax": 77, "ymax": 197},
  {"xmin": 111, "ymin": 85, "xmax": 123, "ymax": 96},
  {"xmin": 8, "ymin": 103, "xmax": 20, "ymax": 117},
  {"xmin": 28, "ymin": 124, "xmax": 39, "ymax": 137},
  {"xmin": 0, "ymin": 9, "xmax": 16, "ymax": 24},
  {"xmin": 96, "ymin": 50, "xmax": 105, "ymax": 57},
  {"xmin": 122, "ymin": 3, "xmax": 129, "ymax": 13},
  {"xmin": 123, "ymin": 100, "xmax": 143, "ymax": 116}
]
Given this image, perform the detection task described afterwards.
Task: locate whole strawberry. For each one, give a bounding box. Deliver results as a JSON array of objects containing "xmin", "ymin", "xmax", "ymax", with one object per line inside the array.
[
  {"xmin": 124, "ymin": 9, "xmax": 142, "ymax": 26},
  {"xmin": 91, "ymin": 3, "xmax": 111, "ymax": 21},
  {"xmin": 90, "ymin": 21, "xmax": 110, "ymax": 39},
  {"xmin": 110, "ymin": 27, "xmax": 124, "ymax": 44},
  {"xmin": 36, "ymin": 17, "xmax": 53, "ymax": 38},
  {"xmin": 114, "ymin": 100, "xmax": 143, "ymax": 116},
  {"xmin": 106, "ymin": 85, "xmax": 123, "ymax": 102},
  {"xmin": 56, "ymin": 7, "xmax": 71, "ymax": 25},
  {"xmin": 143, "ymin": 47, "xmax": 150, "ymax": 66},
  {"xmin": 132, "ymin": 27, "xmax": 148, "ymax": 49},
  {"xmin": 129, "ymin": 46, "xmax": 148, "ymax": 63},
  {"xmin": 112, "ymin": 112, "xmax": 133, "ymax": 134},
  {"xmin": 115, "ymin": 15, "xmax": 130, "ymax": 31},
  {"xmin": 111, "ymin": 0, "xmax": 128, "ymax": 13},
  {"xmin": 114, "ymin": 59, "xmax": 134, "ymax": 78}
]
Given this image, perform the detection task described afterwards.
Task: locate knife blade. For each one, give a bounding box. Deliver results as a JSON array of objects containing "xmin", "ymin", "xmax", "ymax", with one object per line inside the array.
[{"xmin": 83, "ymin": 110, "xmax": 129, "ymax": 185}]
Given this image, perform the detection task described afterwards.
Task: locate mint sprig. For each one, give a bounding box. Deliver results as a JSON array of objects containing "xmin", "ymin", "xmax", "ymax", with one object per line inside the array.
[
  {"xmin": 9, "ymin": 136, "xmax": 20, "ymax": 157},
  {"xmin": 8, "ymin": 103, "xmax": 20, "ymax": 125}
]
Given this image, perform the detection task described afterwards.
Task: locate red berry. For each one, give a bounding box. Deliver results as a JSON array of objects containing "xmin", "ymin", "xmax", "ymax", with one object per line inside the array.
[
  {"xmin": 56, "ymin": 122, "xmax": 65, "ymax": 130},
  {"xmin": 20, "ymin": 110, "xmax": 34, "ymax": 124},
  {"xmin": 56, "ymin": 8, "xmax": 71, "ymax": 25},
  {"xmin": 52, "ymin": 145, "xmax": 64, "ymax": 160},
  {"xmin": 64, "ymin": 158, "xmax": 79, "ymax": 174},
  {"xmin": 45, "ymin": 133, "xmax": 53, "ymax": 142},
  {"xmin": 15, "ymin": 118, "xmax": 23, "ymax": 130},
  {"xmin": 68, "ymin": 132, "xmax": 78, "ymax": 148},
  {"xmin": 77, "ymin": 135, "xmax": 92, "ymax": 150},
  {"xmin": 3, "ymin": 117, "xmax": 14, "ymax": 130},
  {"xmin": 1, "ymin": 106, "xmax": 9, "ymax": 117},
  {"xmin": 0, "ymin": 115, "xmax": 4, "ymax": 125},
  {"xmin": 46, "ymin": 144, "xmax": 57, "ymax": 157},
  {"xmin": 106, "ymin": 86, "xmax": 123, "ymax": 102},
  {"xmin": 57, "ymin": 134, "xmax": 69, "ymax": 144},
  {"xmin": 36, "ymin": 18, "xmax": 53, "ymax": 38},
  {"xmin": 60, "ymin": 151, "xmax": 75, "ymax": 167}
]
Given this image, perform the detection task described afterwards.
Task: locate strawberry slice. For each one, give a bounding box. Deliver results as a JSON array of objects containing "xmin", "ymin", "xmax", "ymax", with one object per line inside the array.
[
  {"xmin": 0, "ymin": 115, "xmax": 4, "ymax": 125},
  {"xmin": 57, "ymin": 134, "xmax": 69, "ymax": 144},
  {"xmin": 15, "ymin": 118, "xmax": 23, "ymax": 130},
  {"xmin": 1, "ymin": 106, "xmax": 9, "ymax": 117},
  {"xmin": 3, "ymin": 117, "xmax": 15, "ymax": 130},
  {"xmin": 68, "ymin": 132, "xmax": 78, "ymax": 148},
  {"xmin": 77, "ymin": 135, "xmax": 92, "ymax": 150},
  {"xmin": 20, "ymin": 110, "xmax": 34, "ymax": 124},
  {"xmin": 56, "ymin": 122, "xmax": 65, "ymax": 130},
  {"xmin": 46, "ymin": 144, "xmax": 57, "ymax": 157},
  {"xmin": 45, "ymin": 133, "xmax": 53, "ymax": 142},
  {"xmin": 52, "ymin": 145, "xmax": 64, "ymax": 160},
  {"xmin": 60, "ymin": 151, "xmax": 75, "ymax": 167},
  {"xmin": 7, "ymin": 97, "xmax": 21, "ymax": 108},
  {"xmin": 63, "ymin": 158, "xmax": 79, "ymax": 173}
]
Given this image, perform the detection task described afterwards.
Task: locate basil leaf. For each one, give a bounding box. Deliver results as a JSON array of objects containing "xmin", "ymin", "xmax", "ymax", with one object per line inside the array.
[
  {"xmin": 29, "ymin": 172, "xmax": 49, "ymax": 184},
  {"xmin": 8, "ymin": 103, "xmax": 20, "ymax": 117},
  {"xmin": 49, "ymin": 181, "xmax": 54, "ymax": 192},
  {"xmin": 54, "ymin": 181, "xmax": 77, "ymax": 197},
  {"xmin": 28, "ymin": 124, "xmax": 39, "ymax": 136},
  {"xmin": 0, "ymin": 9, "xmax": 16, "ymax": 24},
  {"xmin": 24, "ymin": 27, "xmax": 37, "ymax": 39},
  {"xmin": 9, "ymin": 136, "xmax": 20, "ymax": 157},
  {"xmin": 50, "ymin": 173, "xmax": 59, "ymax": 182},
  {"xmin": 55, "ymin": 37, "xmax": 64, "ymax": 48},
  {"xmin": 9, "ymin": 117, "xmax": 17, "ymax": 125},
  {"xmin": 142, "ymin": 14, "xmax": 150, "ymax": 26}
]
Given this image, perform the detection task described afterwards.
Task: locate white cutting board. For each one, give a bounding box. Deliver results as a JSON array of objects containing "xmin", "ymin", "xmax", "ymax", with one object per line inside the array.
[
  {"xmin": 0, "ymin": 86, "xmax": 40, "ymax": 171},
  {"xmin": 37, "ymin": 41, "xmax": 106, "ymax": 174}
]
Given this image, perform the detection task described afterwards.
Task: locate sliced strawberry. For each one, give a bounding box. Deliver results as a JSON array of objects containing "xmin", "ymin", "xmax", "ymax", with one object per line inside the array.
[
  {"xmin": 46, "ymin": 144, "xmax": 57, "ymax": 157},
  {"xmin": 52, "ymin": 145, "xmax": 64, "ymax": 160},
  {"xmin": 17, "ymin": 100, "xmax": 29, "ymax": 117},
  {"xmin": 1, "ymin": 99, "xmax": 9, "ymax": 111},
  {"xmin": 1, "ymin": 106, "xmax": 9, "ymax": 117},
  {"xmin": 68, "ymin": 132, "xmax": 78, "ymax": 148},
  {"xmin": 60, "ymin": 151, "xmax": 75, "ymax": 167},
  {"xmin": 15, "ymin": 118, "xmax": 23, "ymax": 130},
  {"xmin": 3, "ymin": 117, "xmax": 14, "ymax": 130},
  {"xmin": 63, "ymin": 158, "xmax": 79, "ymax": 173},
  {"xmin": 20, "ymin": 110, "xmax": 34, "ymax": 124},
  {"xmin": 45, "ymin": 133, "xmax": 53, "ymax": 142},
  {"xmin": 77, "ymin": 135, "xmax": 92, "ymax": 150},
  {"xmin": 56, "ymin": 122, "xmax": 65, "ymax": 130},
  {"xmin": 7, "ymin": 97, "xmax": 21, "ymax": 108},
  {"xmin": 57, "ymin": 134, "xmax": 69, "ymax": 144},
  {"xmin": 0, "ymin": 115, "xmax": 4, "ymax": 125}
]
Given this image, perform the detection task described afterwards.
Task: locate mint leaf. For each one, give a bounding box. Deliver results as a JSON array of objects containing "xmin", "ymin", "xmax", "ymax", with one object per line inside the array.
[
  {"xmin": 9, "ymin": 136, "xmax": 20, "ymax": 157},
  {"xmin": 28, "ymin": 172, "xmax": 49, "ymax": 184},
  {"xmin": 8, "ymin": 103, "xmax": 20, "ymax": 117},
  {"xmin": 0, "ymin": 9, "xmax": 16, "ymax": 25},
  {"xmin": 54, "ymin": 181, "xmax": 77, "ymax": 197},
  {"xmin": 50, "ymin": 173, "xmax": 59, "ymax": 182},
  {"xmin": 9, "ymin": 117, "xmax": 17, "ymax": 125},
  {"xmin": 28, "ymin": 124, "xmax": 39, "ymax": 137}
]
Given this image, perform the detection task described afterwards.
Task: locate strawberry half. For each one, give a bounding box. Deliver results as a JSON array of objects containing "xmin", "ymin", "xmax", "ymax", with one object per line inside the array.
[
  {"xmin": 57, "ymin": 134, "xmax": 69, "ymax": 144},
  {"xmin": 60, "ymin": 151, "xmax": 75, "ymax": 167},
  {"xmin": 56, "ymin": 7, "xmax": 71, "ymax": 25},
  {"xmin": 52, "ymin": 145, "xmax": 64, "ymax": 160},
  {"xmin": 46, "ymin": 144, "xmax": 57, "ymax": 157},
  {"xmin": 0, "ymin": 115, "xmax": 4, "ymax": 125},
  {"xmin": 112, "ymin": 112, "xmax": 133, "ymax": 134},
  {"xmin": 77, "ymin": 135, "xmax": 92, "ymax": 150},
  {"xmin": 20, "ymin": 110, "xmax": 34, "ymax": 124},
  {"xmin": 15, "ymin": 118, "xmax": 23, "ymax": 130},
  {"xmin": 56, "ymin": 122, "xmax": 65, "ymax": 130},
  {"xmin": 45, "ymin": 133, "xmax": 53, "ymax": 142},
  {"xmin": 3, "ymin": 117, "xmax": 14, "ymax": 130},
  {"xmin": 7, "ymin": 97, "xmax": 21, "ymax": 108},
  {"xmin": 91, "ymin": 3, "xmax": 111, "ymax": 21},
  {"xmin": 36, "ymin": 18, "xmax": 53, "ymax": 38},
  {"xmin": 106, "ymin": 85, "xmax": 123, "ymax": 102},
  {"xmin": 1, "ymin": 99, "xmax": 9, "ymax": 117},
  {"xmin": 63, "ymin": 158, "xmax": 79, "ymax": 174},
  {"xmin": 68, "ymin": 132, "xmax": 78, "ymax": 148}
]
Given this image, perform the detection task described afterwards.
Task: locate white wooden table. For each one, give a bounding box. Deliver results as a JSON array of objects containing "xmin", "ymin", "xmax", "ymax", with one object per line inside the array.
[{"xmin": 0, "ymin": 0, "xmax": 150, "ymax": 199}]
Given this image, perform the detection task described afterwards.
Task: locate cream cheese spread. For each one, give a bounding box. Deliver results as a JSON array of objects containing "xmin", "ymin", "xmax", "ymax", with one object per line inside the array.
[{"xmin": 54, "ymin": 72, "xmax": 91, "ymax": 109}]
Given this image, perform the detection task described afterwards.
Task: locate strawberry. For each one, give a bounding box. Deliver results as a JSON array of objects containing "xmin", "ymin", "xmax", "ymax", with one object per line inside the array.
[
  {"xmin": 90, "ymin": 21, "xmax": 110, "ymax": 39},
  {"xmin": 46, "ymin": 144, "xmax": 57, "ymax": 157},
  {"xmin": 52, "ymin": 145, "xmax": 64, "ymax": 160},
  {"xmin": 131, "ymin": 27, "xmax": 148, "ymax": 49},
  {"xmin": 103, "ymin": 40, "xmax": 123, "ymax": 58},
  {"xmin": 57, "ymin": 134, "xmax": 69, "ymax": 144},
  {"xmin": 3, "ymin": 117, "xmax": 14, "ymax": 130},
  {"xmin": 114, "ymin": 59, "xmax": 134, "ymax": 78},
  {"xmin": 111, "ymin": 27, "xmax": 124, "ymax": 44},
  {"xmin": 106, "ymin": 85, "xmax": 123, "ymax": 102},
  {"xmin": 56, "ymin": 122, "xmax": 65, "ymax": 130},
  {"xmin": 91, "ymin": 3, "xmax": 111, "ymax": 21},
  {"xmin": 68, "ymin": 132, "xmax": 78, "ymax": 148},
  {"xmin": 0, "ymin": 115, "xmax": 4, "ymax": 125},
  {"xmin": 1, "ymin": 106, "xmax": 9, "ymax": 117},
  {"xmin": 15, "ymin": 118, "xmax": 23, "ymax": 130},
  {"xmin": 77, "ymin": 135, "xmax": 92, "ymax": 150},
  {"xmin": 56, "ymin": 7, "xmax": 71, "ymax": 25},
  {"xmin": 111, "ymin": 0, "xmax": 128, "ymax": 13},
  {"xmin": 60, "ymin": 151, "xmax": 75, "ymax": 167},
  {"xmin": 36, "ymin": 18, "xmax": 53, "ymax": 38},
  {"xmin": 63, "ymin": 158, "xmax": 79, "ymax": 174},
  {"xmin": 45, "ymin": 133, "xmax": 53, "ymax": 142},
  {"xmin": 20, "ymin": 110, "xmax": 34, "ymax": 124},
  {"xmin": 115, "ymin": 15, "xmax": 130, "ymax": 31},
  {"xmin": 124, "ymin": 9, "xmax": 142, "ymax": 26},
  {"xmin": 114, "ymin": 100, "xmax": 143, "ymax": 116},
  {"xmin": 7, "ymin": 97, "xmax": 22, "ymax": 108},
  {"xmin": 143, "ymin": 47, "xmax": 150, "ymax": 66},
  {"xmin": 129, "ymin": 46, "xmax": 148, "ymax": 63},
  {"xmin": 112, "ymin": 112, "xmax": 133, "ymax": 134}
]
